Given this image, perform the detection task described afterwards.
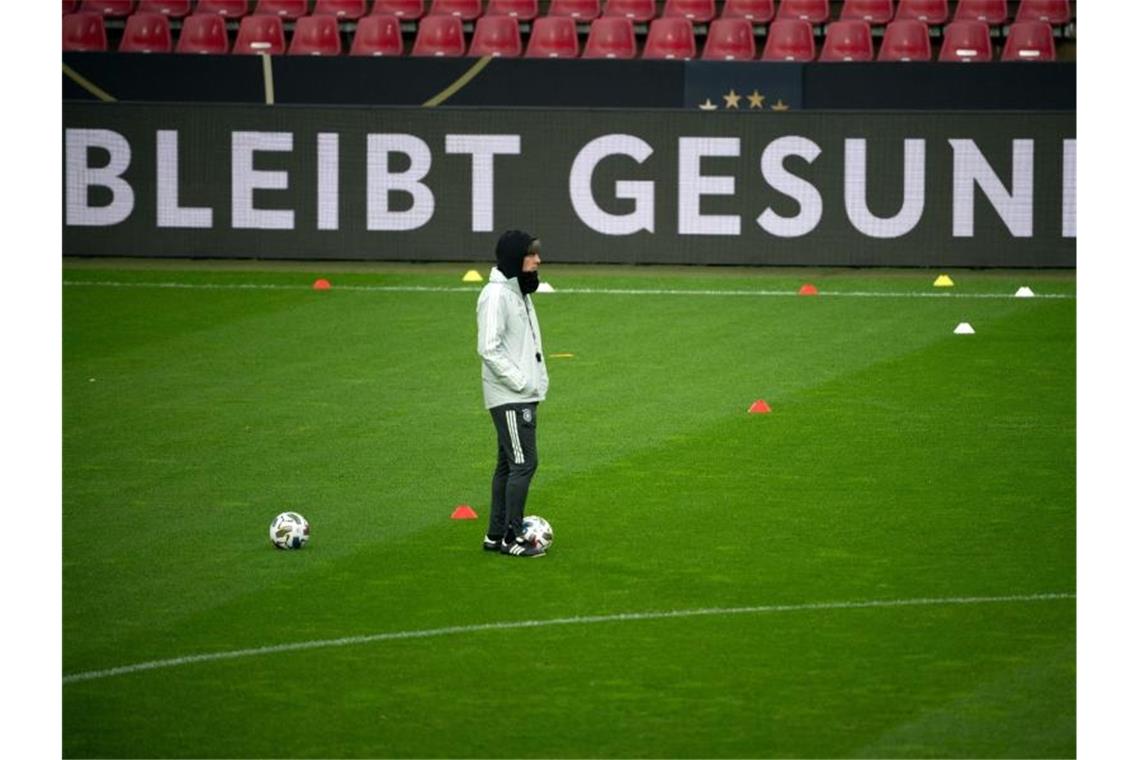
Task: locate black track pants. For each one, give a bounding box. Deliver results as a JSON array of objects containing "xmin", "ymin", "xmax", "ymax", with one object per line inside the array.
[{"xmin": 488, "ymin": 402, "xmax": 539, "ymax": 539}]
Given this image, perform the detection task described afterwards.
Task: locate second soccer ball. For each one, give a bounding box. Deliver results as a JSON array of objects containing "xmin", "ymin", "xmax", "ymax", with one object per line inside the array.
[{"xmin": 521, "ymin": 515, "xmax": 553, "ymax": 551}]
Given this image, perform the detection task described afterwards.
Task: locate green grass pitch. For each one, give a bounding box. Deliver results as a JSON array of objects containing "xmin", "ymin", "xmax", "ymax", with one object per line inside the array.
[{"xmin": 63, "ymin": 260, "xmax": 1075, "ymax": 758}]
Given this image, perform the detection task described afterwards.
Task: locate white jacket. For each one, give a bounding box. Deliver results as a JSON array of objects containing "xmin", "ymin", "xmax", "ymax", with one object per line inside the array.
[{"xmin": 476, "ymin": 267, "xmax": 549, "ymax": 409}]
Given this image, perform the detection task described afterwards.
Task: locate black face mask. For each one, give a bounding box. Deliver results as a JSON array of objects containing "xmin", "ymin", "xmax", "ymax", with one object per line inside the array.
[{"xmin": 518, "ymin": 270, "xmax": 540, "ymax": 295}]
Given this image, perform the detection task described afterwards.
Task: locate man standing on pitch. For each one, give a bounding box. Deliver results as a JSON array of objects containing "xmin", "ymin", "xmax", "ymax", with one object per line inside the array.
[{"xmin": 476, "ymin": 230, "xmax": 549, "ymax": 557}]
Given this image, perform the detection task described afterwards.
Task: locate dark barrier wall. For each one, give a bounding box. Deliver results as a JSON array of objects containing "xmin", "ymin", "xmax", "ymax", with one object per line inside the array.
[
  {"xmin": 803, "ymin": 63, "xmax": 1077, "ymax": 110},
  {"xmin": 63, "ymin": 53, "xmax": 1074, "ymax": 111},
  {"xmin": 63, "ymin": 102, "xmax": 1075, "ymax": 267}
]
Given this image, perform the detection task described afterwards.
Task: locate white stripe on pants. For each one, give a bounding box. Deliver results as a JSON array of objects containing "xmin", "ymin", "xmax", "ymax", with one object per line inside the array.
[{"xmin": 506, "ymin": 409, "xmax": 525, "ymax": 464}]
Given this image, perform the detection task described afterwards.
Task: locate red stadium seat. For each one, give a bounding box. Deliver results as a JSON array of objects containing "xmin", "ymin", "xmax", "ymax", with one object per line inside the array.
[
  {"xmin": 877, "ymin": 18, "xmax": 930, "ymax": 60},
  {"xmin": 583, "ymin": 16, "xmax": 637, "ymax": 58},
  {"xmin": 547, "ymin": 0, "xmax": 600, "ymax": 21},
  {"xmin": 412, "ymin": 14, "xmax": 466, "ymax": 55},
  {"xmin": 662, "ymin": 0, "xmax": 715, "ymax": 24},
  {"xmin": 819, "ymin": 19, "xmax": 873, "ymax": 61},
  {"xmin": 468, "ymin": 15, "xmax": 522, "ymax": 56},
  {"xmin": 349, "ymin": 14, "xmax": 403, "ymax": 55},
  {"xmin": 196, "ymin": 1, "xmax": 250, "ymax": 18},
  {"xmin": 63, "ymin": 12, "xmax": 108, "ymax": 51},
  {"xmin": 254, "ymin": 0, "xmax": 306, "ymax": 19},
  {"xmin": 776, "ymin": 0, "xmax": 829, "ymax": 24},
  {"xmin": 79, "ymin": 1, "xmax": 135, "ymax": 17},
  {"xmin": 428, "ymin": 0, "xmax": 482, "ymax": 20},
  {"xmin": 938, "ymin": 19, "xmax": 991, "ymax": 61},
  {"xmin": 485, "ymin": 0, "xmax": 537, "ymax": 21},
  {"xmin": 524, "ymin": 16, "xmax": 579, "ymax": 57},
  {"xmin": 64, "ymin": 1, "xmax": 80, "ymax": 13},
  {"xmin": 720, "ymin": 0, "xmax": 775, "ymax": 24},
  {"xmin": 701, "ymin": 17, "xmax": 754, "ymax": 60},
  {"xmin": 289, "ymin": 14, "xmax": 342, "ymax": 54},
  {"xmin": 642, "ymin": 17, "xmax": 696, "ymax": 60},
  {"xmin": 953, "ymin": 0, "xmax": 1006, "ymax": 25},
  {"xmin": 761, "ymin": 18, "xmax": 814, "ymax": 60},
  {"xmin": 233, "ymin": 14, "xmax": 287, "ymax": 53},
  {"xmin": 840, "ymin": 0, "xmax": 893, "ymax": 25},
  {"xmin": 894, "ymin": 0, "xmax": 946, "ymax": 24},
  {"xmin": 1014, "ymin": 0, "xmax": 1070, "ymax": 26},
  {"xmin": 1001, "ymin": 20, "xmax": 1055, "ymax": 61},
  {"xmin": 372, "ymin": 0, "xmax": 424, "ymax": 19},
  {"xmin": 313, "ymin": 1, "xmax": 367, "ymax": 19},
  {"xmin": 603, "ymin": 0, "xmax": 655, "ymax": 23},
  {"xmin": 137, "ymin": 0, "xmax": 190, "ymax": 17},
  {"xmin": 119, "ymin": 12, "xmax": 173, "ymax": 51},
  {"xmin": 177, "ymin": 13, "xmax": 230, "ymax": 52}
]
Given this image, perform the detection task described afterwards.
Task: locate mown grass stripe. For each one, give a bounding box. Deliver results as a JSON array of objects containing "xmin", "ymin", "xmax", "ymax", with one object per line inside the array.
[{"xmin": 62, "ymin": 281, "xmax": 1075, "ymax": 300}]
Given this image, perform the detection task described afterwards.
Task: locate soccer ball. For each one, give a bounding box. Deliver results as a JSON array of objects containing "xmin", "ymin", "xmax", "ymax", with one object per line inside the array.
[
  {"xmin": 521, "ymin": 515, "xmax": 553, "ymax": 551},
  {"xmin": 270, "ymin": 512, "xmax": 310, "ymax": 550}
]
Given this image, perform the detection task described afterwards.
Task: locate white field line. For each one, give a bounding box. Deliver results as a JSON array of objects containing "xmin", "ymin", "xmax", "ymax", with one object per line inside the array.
[
  {"xmin": 62, "ymin": 281, "xmax": 1075, "ymax": 300},
  {"xmin": 62, "ymin": 592, "xmax": 1074, "ymax": 686}
]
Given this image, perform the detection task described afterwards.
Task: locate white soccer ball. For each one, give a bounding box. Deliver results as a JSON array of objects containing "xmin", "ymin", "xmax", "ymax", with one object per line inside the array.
[
  {"xmin": 521, "ymin": 515, "xmax": 553, "ymax": 551},
  {"xmin": 270, "ymin": 512, "xmax": 310, "ymax": 550}
]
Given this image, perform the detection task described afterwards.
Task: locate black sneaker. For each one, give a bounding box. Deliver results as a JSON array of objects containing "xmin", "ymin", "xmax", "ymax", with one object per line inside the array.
[
  {"xmin": 500, "ymin": 536, "xmax": 545, "ymax": 557},
  {"xmin": 483, "ymin": 535, "xmax": 504, "ymax": 552}
]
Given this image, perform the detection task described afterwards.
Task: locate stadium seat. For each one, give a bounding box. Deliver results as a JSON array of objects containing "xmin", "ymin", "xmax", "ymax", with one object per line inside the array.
[
  {"xmin": 953, "ymin": 0, "xmax": 1006, "ymax": 25},
  {"xmin": 776, "ymin": 0, "xmax": 829, "ymax": 24},
  {"xmin": 289, "ymin": 14, "xmax": 342, "ymax": 54},
  {"xmin": 720, "ymin": 0, "xmax": 775, "ymax": 24},
  {"xmin": 349, "ymin": 13, "xmax": 403, "ymax": 54},
  {"xmin": 547, "ymin": 0, "xmax": 600, "ymax": 21},
  {"xmin": 428, "ymin": 0, "xmax": 483, "ymax": 20},
  {"xmin": 894, "ymin": 0, "xmax": 946, "ymax": 24},
  {"xmin": 877, "ymin": 18, "xmax": 930, "ymax": 60},
  {"xmin": 938, "ymin": 19, "xmax": 991, "ymax": 61},
  {"xmin": 372, "ymin": 0, "xmax": 424, "ymax": 19},
  {"xmin": 1014, "ymin": 0, "xmax": 1070, "ymax": 26},
  {"xmin": 119, "ymin": 11, "xmax": 173, "ymax": 51},
  {"xmin": 524, "ymin": 16, "xmax": 579, "ymax": 57},
  {"xmin": 254, "ymin": 0, "xmax": 307, "ymax": 18},
  {"xmin": 662, "ymin": 0, "xmax": 715, "ymax": 24},
  {"xmin": 233, "ymin": 14, "xmax": 287, "ymax": 53},
  {"xmin": 313, "ymin": 0, "xmax": 368, "ymax": 19},
  {"xmin": 603, "ymin": 0, "xmax": 655, "ymax": 23},
  {"xmin": 1001, "ymin": 20, "xmax": 1055, "ymax": 61},
  {"xmin": 642, "ymin": 17, "xmax": 696, "ymax": 60},
  {"xmin": 819, "ymin": 19, "xmax": 873, "ymax": 61},
  {"xmin": 79, "ymin": 1, "xmax": 135, "ymax": 17},
  {"xmin": 485, "ymin": 0, "xmax": 537, "ymax": 21},
  {"xmin": 64, "ymin": 1, "xmax": 80, "ymax": 13},
  {"xmin": 840, "ymin": 0, "xmax": 894, "ymax": 24},
  {"xmin": 582, "ymin": 16, "xmax": 637, "ymax": 58},
  {"xmin": 196, "ymin": 0, "xmax": 251, "ymax": 18},
  {"xmin": 701, "ymin": 17, "xmax": 754, "ymax": 60},
  {"xmin": 412, "ymin": 14, "xmax": 466, "ymax": 55},
  {"xmin": 137, "ymin": 0, "xmax": 190, "ymax": 17},
  {"xmin": 176, "ymin": 13, "xmax": 230, "ymax": 53},
  {"xmin": 468, "ymin": 15, "xmax": 522, "ymax": 56},
  {"xmin": 760, "ymin": 18, "xmax": 814, "ymax": 60},
  {"xmin": 63, "ymin": 12, "xmax": 108, "ymax": 51}
]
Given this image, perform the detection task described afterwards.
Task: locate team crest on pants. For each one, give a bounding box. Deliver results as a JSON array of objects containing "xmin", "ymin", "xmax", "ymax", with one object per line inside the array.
[{"xmin": 522, "ymin": 407, "xmax": 533, "ymax": 423}]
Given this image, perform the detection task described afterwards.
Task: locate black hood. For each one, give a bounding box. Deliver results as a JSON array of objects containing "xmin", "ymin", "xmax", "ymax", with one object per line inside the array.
[{"xmin": 494, "ymin": 230, "xmax": 536, "ymax": 280}]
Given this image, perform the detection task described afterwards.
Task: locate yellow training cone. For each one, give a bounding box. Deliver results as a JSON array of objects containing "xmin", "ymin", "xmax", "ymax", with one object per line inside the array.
[
  {"xmin": 933, "ymin": 274, "xmax": 955, "ymax": 287},
  {"xmin": 462, "ymin": 270, "xmax": 483, "ymax": 283}
]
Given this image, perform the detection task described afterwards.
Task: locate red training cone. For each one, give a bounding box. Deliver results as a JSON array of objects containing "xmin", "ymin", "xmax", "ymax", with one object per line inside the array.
[
  {"xmin": 798, "ymin": 283, "xmax": 818, "ymax": 296},
  {"xmin": 748, "ymin": 400, "xmax": 772, "ymax": 414},
  {"xmin": 313, "ymin": 278, "xmax": 331, "ymax": 290},
  {"xmin": 451, "ymin": 505, "xmax": 478, "ymax": 520}
]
